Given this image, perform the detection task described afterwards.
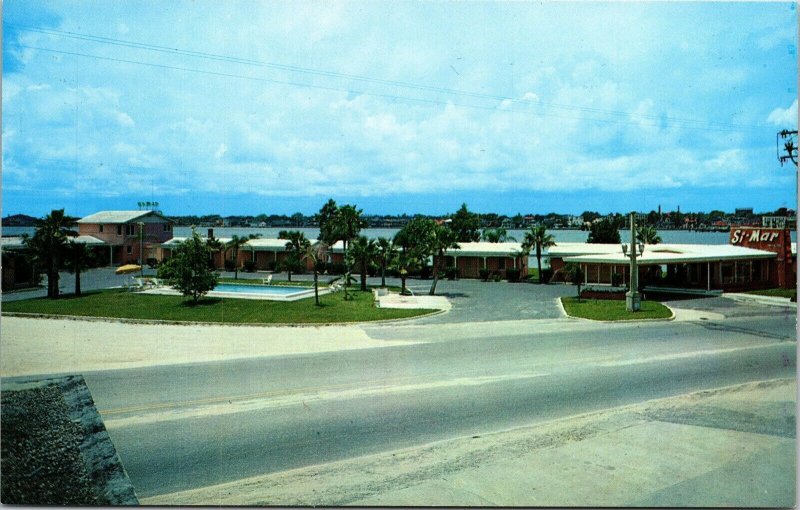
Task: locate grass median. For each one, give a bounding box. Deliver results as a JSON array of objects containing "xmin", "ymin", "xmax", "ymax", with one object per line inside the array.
[
  {"xmin": 561, "ymin": 296, "xmax": 673, "ymax": 321},
  {"xmin": 3, "ymin": 288, "xmax": 433, "ymax": 324}
]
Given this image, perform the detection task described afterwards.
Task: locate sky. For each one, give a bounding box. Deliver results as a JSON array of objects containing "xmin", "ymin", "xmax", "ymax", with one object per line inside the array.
[{"xmin": 2, "ymin": 1, "xmax": 798, "ymax": 218}]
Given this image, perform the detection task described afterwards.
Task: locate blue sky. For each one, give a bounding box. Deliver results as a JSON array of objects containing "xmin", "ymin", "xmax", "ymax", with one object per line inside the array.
[{"xmin": 2, "ymin": 1, "xmax": 797, "ymax": 218}]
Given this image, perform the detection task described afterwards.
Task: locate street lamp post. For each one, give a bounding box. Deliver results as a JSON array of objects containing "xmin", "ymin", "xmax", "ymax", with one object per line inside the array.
[
  {"xmin": 622, "ymin": 213, "xmax": 644, "ymax": 312},
  {"xmin": 138, "ymin": 222, "xmax": 145, "ymax": 277}
]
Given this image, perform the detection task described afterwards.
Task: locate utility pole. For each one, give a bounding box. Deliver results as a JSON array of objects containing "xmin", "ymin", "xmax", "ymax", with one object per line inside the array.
[
  {"xmin": 777, "ymin": 129, "xmax": 798, "ymax": 167},
  {"xmin": 622, "ymin": 212, "xmax": 644, "ymax": 312}
]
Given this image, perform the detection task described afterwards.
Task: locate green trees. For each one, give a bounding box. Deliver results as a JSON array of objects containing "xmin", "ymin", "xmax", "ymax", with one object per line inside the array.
[
  {"xmin": 157, "ymin": 229, "xmax": 218, "ymax": 303},
  {"xmin": 481, "ymin": 227, "xmax": 516, "ymax": 243},
  {"xmin": 205, "ymin": 235, "xmax": 225, "ymax": 269},
  {"xmin": 316, "ymin": 198, "xmax": 340, "ymax": 245},
  {"xmin": 428, "ymin": 224, "xmax": 459, "ymax": 295},
  {"xmin": 563, "ymin": 262, "xmax": 585, "ymax": 301},
  {"xmin": 23, "ymin": 209, "xmax": 77, "ymax": 299},
  {"xmin": 279, "ymin": 230, "xmax": 311, "ymax": 282},
  {"xmin": 301, "ymin": 241, "xmax": 327, "ymax": 306},
  {"xmin": 450, "ymin": 203, "xmax": 481, "ymax": 242},
  {"xmin": 587, "ymin": 218, "xmax": 622, "ymax": 244},
  {"xmin": 522, "ymin": 226, "xmax": 556, "ymax": 283},
  {"xmin": 63, "ymin": 240, "xmax": 95, "ymax": 297},
  {"xmin": 348, "ymin": 236, "xmax": 377, "ymax": 291},
  {"xmin": 393, "ymin": 217, "xmax": 435, "ymax": 295},
  {"xmin": 637, "ymin": 225, "xmax": 662, "ymax": 245},
  {"xmin": 374, "ymin": 237, "xmax": 398, "ymax": 288},
  {"xmin": 225, "ymin": 234, "xmax": 260, "ymax": 279}
]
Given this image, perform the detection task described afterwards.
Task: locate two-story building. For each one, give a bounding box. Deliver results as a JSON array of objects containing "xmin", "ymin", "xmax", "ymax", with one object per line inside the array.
[{"xmin": 76, "ymin": 210, "xmax": 174, "ymax": 265}]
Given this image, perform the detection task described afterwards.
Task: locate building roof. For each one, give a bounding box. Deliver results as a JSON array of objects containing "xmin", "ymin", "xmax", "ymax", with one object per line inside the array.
[
  {"xmin": 442, "ymin": 242, "xmax": 524, "ymax": 257},
  {"xmin": 247, "ymin": 238, "xmax": 296, "ymax": 251},
  {"xmin": 546, "ymin": 243, "xmax": 622, "ymax": 257},
  {"xmin": 73, "ymin": 235, "xmax": 106, "ymax": 246},
  {"xmin": 562, "ymin": 243, "xmax": 777, "ymax": 265},
  {"xmin": 1, "ymin": 235, "xmax": 107, "ymax": 250},
  {"xmin": 1, "ymin": 237, "xmax": 26, "ymax": 250},
  {"xmin": 77, "ymin": 210, "xmax": 172, "ymax": 224}
]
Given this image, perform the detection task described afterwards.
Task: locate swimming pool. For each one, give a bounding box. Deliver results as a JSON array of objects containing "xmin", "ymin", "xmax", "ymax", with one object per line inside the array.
[
  {"xmin": 144, "ymin": 282, "xmax": 327, "ymax": 301},
  {"xmin": 214, "ymin": 283, "xmax": 305, "ymax": 295}
]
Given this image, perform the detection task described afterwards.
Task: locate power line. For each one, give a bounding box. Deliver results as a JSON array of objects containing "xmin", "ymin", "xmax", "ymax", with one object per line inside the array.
[
  {"xmin": 10, "ymin": 42, "xmax": 763, "ymax": 134},
  {"xmin": 6, "ymin": 22, "xmax": 769, "ymax": 132}
]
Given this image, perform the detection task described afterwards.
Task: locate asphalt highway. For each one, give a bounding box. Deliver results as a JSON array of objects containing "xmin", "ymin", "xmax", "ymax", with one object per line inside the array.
[{"xmin": 83, "ymin": 312, "xmax": 796, "ymax": 497}]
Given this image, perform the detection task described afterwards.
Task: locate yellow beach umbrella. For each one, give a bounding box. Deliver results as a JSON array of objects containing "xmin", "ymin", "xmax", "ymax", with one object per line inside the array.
[{"xmin": 115, "ymin": 264, "xmax": 142, "ymax": 275}]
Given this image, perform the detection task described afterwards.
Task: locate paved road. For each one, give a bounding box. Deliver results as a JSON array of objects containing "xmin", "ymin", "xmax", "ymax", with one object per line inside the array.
[{"xmin": 83, "ymin": 311, "xmax": 796, "ymax": 497}]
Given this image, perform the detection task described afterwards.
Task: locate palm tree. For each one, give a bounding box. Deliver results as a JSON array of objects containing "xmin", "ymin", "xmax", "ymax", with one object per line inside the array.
[
  {"xmin": 24, "ymin": 209, "xmax": 77, "ymax": 298},
  {"xmin": 63, "ymin": 240, "xmax": 93, "ymax": 296},
  {"xmin": 332, "ymin": 204, "xmax": 367, "ymax": 295},
  {"xmin": 225, "ymin": 234, "xmax": 260, "ymax": 279},
  {"xmin": 522, "ymin": 226, "xmax": 556, "ymax": 284},
  {"xmin": 205, "ymin": 236, "xmax": 225, "ymax": 269},
  {"xmin": 280, "ymin": 230, "xmax": 310, "ymax": 282},
  {"xmin": 429, "ymin": 225, "xmax": 459, "ymax": 295},
  {"xmin": 374, "ymin": 237, "xmax": 398, "ymax": 288},
  {"xmin": 348, "ymin": 236, "xmax": 377, "ymax": 291},
  {"xmin": 301, "ymin": 241, "xmax": 327, "ymax": 306},
  {"xmin": 637, "ymin": 225, "xmax": 662, "ymax": 245},
  {"xmin": 481, "ymin": 227, "xmax": 516, "ymax": 243}
]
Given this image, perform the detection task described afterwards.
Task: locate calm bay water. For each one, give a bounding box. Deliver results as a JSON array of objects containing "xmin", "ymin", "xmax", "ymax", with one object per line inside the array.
[{"xmin": 3, "ymin": 225, "xmax": 795, "ymax": 245}]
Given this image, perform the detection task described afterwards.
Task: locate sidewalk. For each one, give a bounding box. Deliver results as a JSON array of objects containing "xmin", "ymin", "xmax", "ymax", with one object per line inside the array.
[{"xmin": 146, "ymin": 378, "xmax": 796, "ymax": 507}]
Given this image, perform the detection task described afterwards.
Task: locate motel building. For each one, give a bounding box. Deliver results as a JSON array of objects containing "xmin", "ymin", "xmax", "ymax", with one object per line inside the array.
[
  {"xmin": 435, "ymin": 242, "xmax": 529, "ymax": 279},
  {"xmin": 1, "ymin": 210, "xmax": 175, "ymax": 291},
  {"xmin": 545, "ymin": 227, "xmax": 796, "ymax": 296},
  {"xmin": 75, "ymin": 210, "xmax": 175, "ymax": 265},
  {"xmin": 159, "ymin": 230, "xmax": 320, "ymax": 272}
]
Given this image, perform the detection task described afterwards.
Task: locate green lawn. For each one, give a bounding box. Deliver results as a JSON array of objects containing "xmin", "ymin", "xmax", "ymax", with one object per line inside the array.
[
  {"xmin": 745, "ymin": 287, "xmax": 797, "ymax": 300},
  {"xmin": 561, "ymin": 296, "xmax": 673, "ymax": 321},
  {"xmin": 3, "ymin": 288, "xmax": 433, "ymax": 324}
]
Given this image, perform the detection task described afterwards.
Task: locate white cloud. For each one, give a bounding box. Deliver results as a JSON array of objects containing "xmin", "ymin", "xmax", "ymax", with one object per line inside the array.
[
  {"xmin": 767, "ymin": 99, "xmax": 798, "ymax": 127},
  {"xmin": 115, "ymin": 111, "xmax": 135, "ymax": 127},
  {"xmin": 214, "ymin": 143, "xmax": 228, "ymax": 160}
]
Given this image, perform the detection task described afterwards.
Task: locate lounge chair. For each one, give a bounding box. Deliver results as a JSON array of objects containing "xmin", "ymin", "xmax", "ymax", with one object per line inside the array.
[{"xmin": 262, "ymin": 275, "xmax": 273, "ymax": 285}]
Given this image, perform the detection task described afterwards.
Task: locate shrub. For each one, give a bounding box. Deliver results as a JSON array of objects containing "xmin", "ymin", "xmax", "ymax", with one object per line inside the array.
[
  {"xmin": 224, "ymin": 259, "xmax": 236, "ymax": 272},
  {"xmin": 479, "ymin": 268, "xmax": 490, "ymax": 281},
  {"xmin": 420, "ymin": 265, "xmax": 431, "ymax": 280},
  {"xmin": 492, "ymin": 274, "xmax": 502, "ymax": 282},
  {"xmin": 445, "ymin": 266, "xmax": 459, "ymax": 280},
  {"xmin": 243, "ymin": 260, "xmax": 257, "ymax": 272},
  {"xmin": 505, "ymin": 268, "xmax": 521, "ymax": 282},
  {"xmin": 146, "ymin": 258, "xmax": 159, "ymax": 269},
  {"xmin": 267, "ymin": 261, "xmax": 278, "ymax": 272},
  {"xmin": 540, "ymin": 268, "xmax": 554, "ymax": 283}
]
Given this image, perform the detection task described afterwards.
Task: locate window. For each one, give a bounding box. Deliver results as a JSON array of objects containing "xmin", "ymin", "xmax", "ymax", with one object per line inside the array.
[
  {"xmin": 99, "ymin": 225, "xmax": 104, "ymax": 233},
  {"xmin": 163, "ymin": 223, "xmax": 172, "ymax": 232},
  {"xmin": 721, "ymin": 263, "xmax": 734, "ymax": 284},
  {"xmin": 117, "ymin": 225, "xmax": 123, "ymax": 235},
  {"xmin": 125, "ymin": 224, "xmax": 136, "ymax": 236},
  {"xmin": 497, "ymin": 257, "xmax": 506, "ymax": 270},
  {"xmin": 126, "ymin": 245, "xmax": 133, "ymax": 254}
]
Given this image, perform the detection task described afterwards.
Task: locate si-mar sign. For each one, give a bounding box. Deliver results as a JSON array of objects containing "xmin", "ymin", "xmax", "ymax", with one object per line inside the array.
[{"xmin": 730, "ymin": 229, "xmax": 781, "ymax": 244}]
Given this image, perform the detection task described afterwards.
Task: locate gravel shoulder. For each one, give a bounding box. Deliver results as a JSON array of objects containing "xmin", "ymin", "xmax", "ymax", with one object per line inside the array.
[{"xmin": 145, "ymin": 378, "xmax": 796, "ymax": 507}]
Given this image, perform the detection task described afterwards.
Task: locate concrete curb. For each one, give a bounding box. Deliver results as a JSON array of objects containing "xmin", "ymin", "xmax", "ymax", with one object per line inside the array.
[
  {"xmin": 1, "ymin": 310, "xmax": 442, "ymax": 328},
  {"xmin": 725, "ymin": 293, "xmax": 797, "ymax": 308}
]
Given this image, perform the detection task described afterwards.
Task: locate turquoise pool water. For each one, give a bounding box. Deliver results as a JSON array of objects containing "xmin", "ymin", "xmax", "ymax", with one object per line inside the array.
[{"xmin": 214, "ymin": 283, "xmax": 306, "ymax": 295}]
